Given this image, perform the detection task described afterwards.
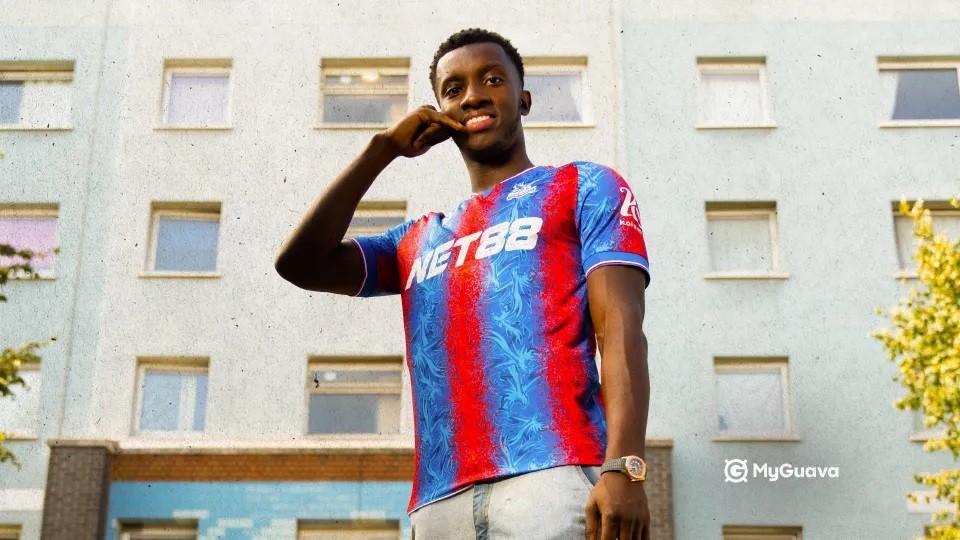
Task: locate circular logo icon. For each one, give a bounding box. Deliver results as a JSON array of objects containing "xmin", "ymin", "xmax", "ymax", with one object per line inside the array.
[{"xmin": 724, "ymin": 459, "xmax": 749, "ymax": 483}]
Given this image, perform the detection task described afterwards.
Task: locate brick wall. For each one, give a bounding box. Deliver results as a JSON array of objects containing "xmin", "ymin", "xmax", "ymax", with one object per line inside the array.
[
  {"xmin": 645, "ymin": 443, "xmax": 674, "ymax": 540},
  {"xmin": 40, "ymin": 440, "xmax": 116, "ymax": 540},
  {"xmin": 110, "ymin": 451, "xmax": 415, "ymax": 482}
]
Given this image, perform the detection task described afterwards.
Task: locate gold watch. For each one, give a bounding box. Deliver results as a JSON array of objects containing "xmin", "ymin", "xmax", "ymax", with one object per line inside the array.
[{"xmin": 599, "ymin": 455, "xmax": 647, "ymax": 481}]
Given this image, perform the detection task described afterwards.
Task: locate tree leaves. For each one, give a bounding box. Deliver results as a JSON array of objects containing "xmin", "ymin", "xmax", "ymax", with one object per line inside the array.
[{"xmin": 872, "ymin": 197, "xmax": 960, "ymax": 539}]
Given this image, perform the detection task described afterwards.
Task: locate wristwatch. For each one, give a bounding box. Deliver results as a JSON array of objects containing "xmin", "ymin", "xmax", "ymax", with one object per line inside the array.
[{"xmin": 600, "ymin": 455, "xmax": 647, "ymax": 482}]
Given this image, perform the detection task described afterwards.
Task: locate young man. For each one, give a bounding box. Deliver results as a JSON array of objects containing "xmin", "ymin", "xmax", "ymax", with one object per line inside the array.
[{"xmin": 275, "ymin": 28, "xmax": 652, "ymax": 540}]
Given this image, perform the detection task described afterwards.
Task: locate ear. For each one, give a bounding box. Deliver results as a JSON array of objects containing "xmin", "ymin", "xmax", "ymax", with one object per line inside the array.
[{"xmin": 519, "ymin": 89, "xmax": 532, "ymax": 116}]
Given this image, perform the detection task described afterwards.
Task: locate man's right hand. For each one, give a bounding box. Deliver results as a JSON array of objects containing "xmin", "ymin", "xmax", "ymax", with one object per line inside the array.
[{"xmin": 380, "ymin": 105, "xmax": 467, "ymax": 159}]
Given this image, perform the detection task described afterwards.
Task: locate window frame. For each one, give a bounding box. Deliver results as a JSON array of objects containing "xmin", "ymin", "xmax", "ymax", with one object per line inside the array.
[
  {"xmin": 298, "ymin": 519, "xmax": 401, "ymax": 540},
  {"xmin": 0, "ymin": 360, "xmax": 41, "ymax": 439},
  {"xmin": 317, "ymin": 60, "xmax": 410, "ymax": 129},
  {"xmin": 119, "ymin": 522, "xmax": 199, "ymax": 540},
  {"xmin": 892, "ymin": 203, "xmax": 960, "ymax": 279},
  {"xmin": 0, "ymin": 63, "xmax": 74, "ymax": 131},
  {"xmin": 722, "ymin": 525, "xmax": 803, "ymax": 540},
  {"xmin": 521, "ymin": 57, "xmax": 592, "ymax": 128},
  {"xmin": 345, "ymin": 200, "xmax": 407, "ymax": 238},
  {"xmin": 132, "ymin": 359, "xmax": 209, "ymax": 438},
  {"xmin": 711, "ymin": 357, "xmax": 798, "ymax": 442},
  {"xmin": 0, "ymin": 205, "xmax": 59, "ymax": 280},
  {"xmin": 703, "ymin": 206, "xmax": 788, "ymax": 279},
  {"xmin": 695, "ymin": 59, "xmax": 777, "ymax": 130},
  {"xmin": 910, "ymin": 407, "xmax": 948, "ymax": 442},
  {"xmin": 305, "ymin": 356, "xmax": 404, "ymax": 438},
  {"xmin": 878, "ymin": 59, "xmax": 960, "ymax": 128},
  {"xmin": 143, "ymin": 206, "xmax": 222, "ymax": 278},
  {"xmin": 158, "ymin": 63, "xmax": 234, "ymax": 130},
  {"xmin": 0, "ymin": 525, "xmax": 20, "ymax": 540}
]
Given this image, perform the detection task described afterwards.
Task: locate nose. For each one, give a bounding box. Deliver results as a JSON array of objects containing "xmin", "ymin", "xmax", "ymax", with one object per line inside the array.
[{"xmin": 460, "ymin": 78, "xmax": 491, "ymax": 109}]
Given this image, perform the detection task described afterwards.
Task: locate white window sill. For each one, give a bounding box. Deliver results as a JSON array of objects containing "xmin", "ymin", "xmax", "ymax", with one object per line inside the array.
[
  {"xmin": 0, "ymin": 432, "xmax": 39, "ymax": 441},
  {"xmin": 704, "ymin": 272, "xmax": 790, "ymax": 280},
  {"xmin": 139, "ymin": 271, "xmax": 221, "ymax": 279},
  {"xmin": 153, "ymin": 125, "xmax": 233, "ymax": 131},
  {"xmin": 4, "ymin": 272, "xmax": 56, "ymax": 281},
  {"xmin": 0, "ymin": 125, "xmax": 72, "ymax": 131},
  {"xmin": 130, "ymin": 430, "xmax": 205, "ymax": 439},
  {"xmin": 695, "ymin": 123, "xmax": 778, "ymax": 130},
  {"xmin": 879, "ymin": 120, "xmax": 960, "ymax": 128},
  {"xmin": 314, "ymin": 123, "xmax": 390, "ymax": 130},
  {"xmin": 120, "ymin": 435, "xmax": 414, "ymax": 453},
  {"xmin": 712, "ymin": 434, "xmax": 801, "ymax": 442},
  {"xmin": 894, "ymin": 271, "xmax": 918, "ymax": 280},
  {"xmin": 523, "ymin": 122, "xmax": 595, "ymax": 129},
  {"xmin": 910, "ymin": 431, "xmax": 946, "ymax": 442}
]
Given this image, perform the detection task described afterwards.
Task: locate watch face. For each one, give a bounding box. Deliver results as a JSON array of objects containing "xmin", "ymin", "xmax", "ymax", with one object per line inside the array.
[{"xmin": 626, "ymin": 457, "xmax": 644, "ymax": 477}]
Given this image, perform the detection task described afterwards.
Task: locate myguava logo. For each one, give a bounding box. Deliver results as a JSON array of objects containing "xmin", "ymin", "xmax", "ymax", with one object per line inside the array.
[{"xmin": 724, "ymin": 458, "xmax": 749, "ymax": 483}]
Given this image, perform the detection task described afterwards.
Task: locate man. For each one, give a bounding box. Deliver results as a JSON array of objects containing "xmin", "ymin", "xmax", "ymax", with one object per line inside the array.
[{"xmin": 275, "ymin": 28, "xmax": 652, "ymax": 540}]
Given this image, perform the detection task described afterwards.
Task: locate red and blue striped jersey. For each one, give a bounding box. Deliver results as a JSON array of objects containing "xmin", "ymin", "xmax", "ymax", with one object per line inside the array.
[{"xmin": 350, "ymin": 161, "xmax": 651, "ymax": 514}]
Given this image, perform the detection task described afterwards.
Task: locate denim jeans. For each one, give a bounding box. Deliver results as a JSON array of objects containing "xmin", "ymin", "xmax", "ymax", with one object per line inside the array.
[{"xmin": 410, "ymin": 464, "xmax": 604, "ymax": 540}]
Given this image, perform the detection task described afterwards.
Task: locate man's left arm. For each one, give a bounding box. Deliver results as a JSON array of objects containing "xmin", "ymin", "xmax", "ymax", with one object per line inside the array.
[{"xmin": 584, "ymin": 264, "xmax": 650, "ymax": 540}]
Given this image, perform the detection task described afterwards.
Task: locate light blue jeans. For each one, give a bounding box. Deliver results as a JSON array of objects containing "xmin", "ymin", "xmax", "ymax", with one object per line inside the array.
[{"xmin": 410, "ymin": 464, "xmax": 603, "ymax": 540}]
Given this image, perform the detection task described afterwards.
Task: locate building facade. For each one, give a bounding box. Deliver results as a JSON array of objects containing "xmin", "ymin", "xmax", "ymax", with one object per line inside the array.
[{"xmin": 0, "ymin": 0, "xmax": 958, "ymax": 539}]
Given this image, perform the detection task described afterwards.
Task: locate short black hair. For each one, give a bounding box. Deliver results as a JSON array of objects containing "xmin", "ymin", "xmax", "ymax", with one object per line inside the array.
[{"xmin": 429, "ymin": 28, "xmax": 524, "ymax": 97}]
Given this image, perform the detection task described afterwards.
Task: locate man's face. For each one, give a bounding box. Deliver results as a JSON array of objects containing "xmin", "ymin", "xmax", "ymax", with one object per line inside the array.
[{"xmin": 434, "ymin": 42, "xmax": 531, "ymax": 161}]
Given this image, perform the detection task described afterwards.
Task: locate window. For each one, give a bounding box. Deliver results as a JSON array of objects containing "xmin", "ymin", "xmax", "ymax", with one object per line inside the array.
[
  {"xmin": 0, "ymin": 205, "xmax": 58, "ymax": 278},
  {"xmin": 714, "ymin": 357, "xmax": 793, "ymax": 440},
  {"xmin": 912, "ymin": 407, "xmax": 947, "ymax": 441},
  {"xmin": 704, "ymin": 202, "xmax": 785, "ymax": 278},
  {"xmin": 697, "ymin": 59, "xmax": 774, "ymax": 128},
  {"xmin": 522, "ymin": 57, "xmax": 588, "ymax": 125},
  {"xmin": 307, "ymin": 357, "xmax": 402, "ymax": 435},
  {"xmin": 299, "ymin": 520, "xmax": 400, "ymax": 540},
  {"xmin": 120, "ymin": 522, "xmax": 198, "ymax": 540},
  {"xmin": 0, "ymin": 362, "xmax": 40, "ymax": 437},
  {"xmin": 345, "ymin": 201, "xmax": 406, "ymax": 238},
  {"xmin": 0, "ymin": 525, "xmax": 20, "ymax": 540},
  {"xmin": 893, "ymin": 201, "xmax": 960, "ymax": 277},
  {"xmin": 723, "ymin": 525, "xmax": 802, "ymax": 540},
  {"xmin": 160, "ymin": 59, "xmax": 232, "ymax": 128},
  {"xmin": 146, "ymin": 203, "xmax": 221, "ymax": 275},
  {"xmin": 0, "ymin": 62, "xmax": 73, "ymax": 129},
  {"xmin": 320, "ymin": 59, "xmax": 409, "ymax": 127},
  {"xmin": 134, "ymin": 359, "xmax": 208, "ymax": 435},
  {"xmin": 879, "ymin": 59, "xmax": 960, "ymax": 125}
]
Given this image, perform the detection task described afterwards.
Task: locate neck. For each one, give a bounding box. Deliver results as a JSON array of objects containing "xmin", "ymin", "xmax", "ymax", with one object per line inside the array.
[{"xmin": 461, "ymin": 143, "xmax": 535, "ymax": 194}]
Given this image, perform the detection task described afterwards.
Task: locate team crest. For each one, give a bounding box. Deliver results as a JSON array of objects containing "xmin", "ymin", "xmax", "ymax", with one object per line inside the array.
[{"xmin": 506, "ymin": 182, "xmax": 537, "ymax": 201}]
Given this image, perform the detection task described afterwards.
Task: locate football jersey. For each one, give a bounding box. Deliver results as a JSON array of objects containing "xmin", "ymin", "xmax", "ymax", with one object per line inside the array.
[{"xmin": 350, "ymin": 160, "xmax": 651, "ymax": 514}]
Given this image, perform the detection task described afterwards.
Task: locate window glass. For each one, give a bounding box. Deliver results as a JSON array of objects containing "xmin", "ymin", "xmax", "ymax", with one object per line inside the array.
[
  {"xmin": 698, "ymin": 68, "xmax": 766, "ymax": 125},
  {"xmin": 0, "ymin": 77, "xmax": 72, "ymax": 127},
  {"xmin": 523, "ymin": 72, "xmax": 583, "ymax": 123},
  {"xmin": 0, "ymin": 366, "xmax": 40, "ymax": 434},
  {"xmin": 894, "ymin": 211, "xmax": 960, "ymax": 273},
  {"xmin": 888, "ymin": 68, "xmax": 960, "ymax": 120},
  {"xmin": 715, "ymin": 366, "xmax": 787, "ymax": 435},
  {"xmin": 166, "ymin": 73, "xmax": 230, "ymax": 126},
  {"xmin": 707, "ymin": 213, "xmax": 774, "ymax": 272},
  {"xmin": 138, "ymin": 369, "xmax": 207, "ymax": 433},
  {"xmin": 153, "ymin": 215, "xmax": 220, "ymax": 272},
  {"xmin": 0, "ymin": 215, "xmax": 58, "ymax": 270},
  {"xmin": 308, "ymin": 364, "xmax": 401, "ymax": 435}
]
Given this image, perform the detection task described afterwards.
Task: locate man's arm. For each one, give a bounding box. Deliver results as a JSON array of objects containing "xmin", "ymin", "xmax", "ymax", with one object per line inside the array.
[
  {"xmin": 584, "ymin": 264, "xmax": 650, "ymax": 540},
  {"xmin": 274, "ymin": 106, "xmax": 465, "ymax": 294}
]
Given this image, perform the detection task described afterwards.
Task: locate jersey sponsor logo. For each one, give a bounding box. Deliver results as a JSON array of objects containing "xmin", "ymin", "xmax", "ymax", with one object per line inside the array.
[
  {"xmin": 404, "ymin": 217, "xmax": 544, "ymax": 290},
  {"xmin": 506, "ymin": 182, "xmax": 537, "ymax": 201},
  {"xmin": 619, "ymin": 186, "xmax": 641, "ymax": 223}
]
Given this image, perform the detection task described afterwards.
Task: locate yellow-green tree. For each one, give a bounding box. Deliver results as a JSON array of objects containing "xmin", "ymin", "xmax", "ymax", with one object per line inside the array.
[
  {"xmin": 0, "ymin": 149, "xmax": 55, "ymax": 468},
  {"xmin": 0, "ymin": 243, "xmax": 55, "ymax": 468},
  {"xmin": 872, "ymin": 196, "xmax": 960, "ymax": 540}
]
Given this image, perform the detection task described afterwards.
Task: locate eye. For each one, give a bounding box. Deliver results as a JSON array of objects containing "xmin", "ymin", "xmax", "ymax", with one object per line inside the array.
[
  {"xmin": 444, "ymin": 86, "xmax": 460, "ymax": 97},
  {"xmin": 487, "ymin": 76, "xmax": 503, "ymax": 84}
]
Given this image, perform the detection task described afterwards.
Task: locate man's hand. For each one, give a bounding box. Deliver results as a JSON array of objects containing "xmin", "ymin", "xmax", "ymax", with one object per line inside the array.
[
  {"xmin": 379, "ymin": 104, "xmax": 466, "ymax": 159},
  {"xmin": 585, "ymin": 472, "xmax": 651, "ymax": 540}
]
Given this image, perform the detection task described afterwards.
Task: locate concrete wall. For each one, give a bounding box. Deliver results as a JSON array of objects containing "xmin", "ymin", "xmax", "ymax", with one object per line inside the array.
[{"xmin": 621, "ymin": 1, "xmax": 960, "ymax": 538}]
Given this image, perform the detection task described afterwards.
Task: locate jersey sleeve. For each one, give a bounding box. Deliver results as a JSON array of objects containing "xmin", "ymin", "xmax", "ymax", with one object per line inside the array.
[
  {"xmin": 349, "ymin": 218, "xmax": 417, "ymax": 297},
  {"xmin": 574, "ymin": 161, "xmax": 651, "ymax": 288}
]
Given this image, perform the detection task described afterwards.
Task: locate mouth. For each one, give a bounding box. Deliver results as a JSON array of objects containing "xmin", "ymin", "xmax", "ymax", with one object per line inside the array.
[{"xmin": 464, "ymin": 114, "xmax": 496, "ymax": 133}]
